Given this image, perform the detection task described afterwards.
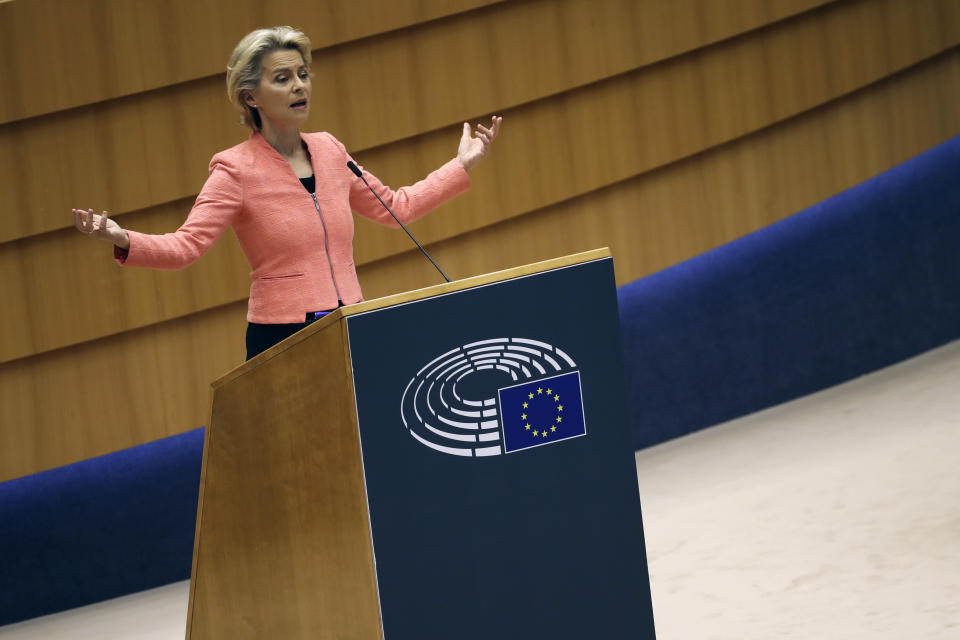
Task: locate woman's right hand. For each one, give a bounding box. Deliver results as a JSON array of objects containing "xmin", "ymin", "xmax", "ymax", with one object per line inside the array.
[{"xmin": 72, "ymin": 208, "xmax": 130, "ymax": 250}]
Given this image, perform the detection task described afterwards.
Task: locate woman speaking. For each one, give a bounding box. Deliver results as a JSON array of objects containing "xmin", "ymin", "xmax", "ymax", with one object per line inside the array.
[{"xmin": 72, "ymin": 26, "xmax": 502, "ymax": 360}]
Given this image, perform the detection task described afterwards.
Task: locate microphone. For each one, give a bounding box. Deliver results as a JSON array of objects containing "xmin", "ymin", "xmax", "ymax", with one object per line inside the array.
[{"xmin": 347, "ymin": 160, "xmax": 450, "ymax": 283}]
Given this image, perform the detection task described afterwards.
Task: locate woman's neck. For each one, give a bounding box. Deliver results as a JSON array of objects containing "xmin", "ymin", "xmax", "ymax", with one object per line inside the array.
[{"xmin": 260, "ymin": 123, "xmax": 302, "ymax": 158}]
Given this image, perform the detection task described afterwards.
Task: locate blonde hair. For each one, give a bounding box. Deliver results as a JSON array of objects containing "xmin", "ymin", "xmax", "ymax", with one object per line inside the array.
[{"xmin": 226, "ymin": 26, "xmax": 312, "ymax": 130}]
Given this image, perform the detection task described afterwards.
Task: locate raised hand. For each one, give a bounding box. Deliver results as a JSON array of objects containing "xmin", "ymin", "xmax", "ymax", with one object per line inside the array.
[
  {"xmin": 72, "ymin": 208, "xmax": 130, "ymax": 249},
  {"xmin": 457, "ymin": 115, "xmax": 502, "ymax": 172}
]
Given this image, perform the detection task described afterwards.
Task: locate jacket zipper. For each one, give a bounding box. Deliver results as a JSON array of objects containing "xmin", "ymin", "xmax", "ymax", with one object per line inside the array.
[{"xmin": 311, "ymin": 192, "xmax": 342, "ymax": 302}]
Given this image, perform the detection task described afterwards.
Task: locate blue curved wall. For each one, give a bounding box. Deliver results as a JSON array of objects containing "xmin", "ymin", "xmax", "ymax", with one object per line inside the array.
[
  {"xmin": 618, "ymin": 134, "xmax": 960, "ymax": 449},
  {"xmin": 0, "ymin": 428, "xmax": 203, "ymax": 625}
]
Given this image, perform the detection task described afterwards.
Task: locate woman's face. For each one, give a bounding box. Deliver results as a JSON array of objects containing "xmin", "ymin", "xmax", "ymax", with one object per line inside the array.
[{"xmin": 245, "ymin": 49, "xmax": 312, "ymax": 131}]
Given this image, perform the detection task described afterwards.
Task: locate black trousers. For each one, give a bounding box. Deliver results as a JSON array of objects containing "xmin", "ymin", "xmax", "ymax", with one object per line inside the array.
[
  {"xmin": 245, "ymin": 321, "xmax": 312, "ymax": 360},
  {"xmin": 245, "ymin": 304, "xmax": 341, "ymax": 360}
]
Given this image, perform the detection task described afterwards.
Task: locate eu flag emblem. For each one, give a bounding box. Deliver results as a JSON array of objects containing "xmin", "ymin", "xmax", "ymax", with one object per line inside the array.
[{"xmin": 498, "ymin": 371, "xmax": 586, "ymax": 453}]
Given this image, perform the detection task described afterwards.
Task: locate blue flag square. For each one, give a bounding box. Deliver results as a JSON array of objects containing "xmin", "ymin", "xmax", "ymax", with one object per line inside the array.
[{"xmin": 498, "ymin": 371, "xmax": 586, "ymax": 453}]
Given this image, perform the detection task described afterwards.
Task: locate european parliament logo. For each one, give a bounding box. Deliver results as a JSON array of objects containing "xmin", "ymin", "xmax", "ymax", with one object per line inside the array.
[{"xmin": 400, "ymin": 338, "xmax": 587, "ymax": 457}]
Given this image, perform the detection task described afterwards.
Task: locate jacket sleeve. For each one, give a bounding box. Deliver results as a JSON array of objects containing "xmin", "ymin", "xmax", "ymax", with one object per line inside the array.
[
  {"xmin": 333, "ymin": 134, "xmax": 471, "ymax": 228},
  {"xmin": 115, "ymin": 157, "xmax": 243, "ymax": 270}
]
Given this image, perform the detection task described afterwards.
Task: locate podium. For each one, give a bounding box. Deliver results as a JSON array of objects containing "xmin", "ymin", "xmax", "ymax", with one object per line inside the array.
[{"xmin": 185, "ymin": 248, "xmax": 655, "ymax": 639}]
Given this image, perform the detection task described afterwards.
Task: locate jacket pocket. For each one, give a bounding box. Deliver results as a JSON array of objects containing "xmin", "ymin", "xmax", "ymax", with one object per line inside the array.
[{"xmin": 248, "ymin": 273, "xmax": 309, "ymax": 320}]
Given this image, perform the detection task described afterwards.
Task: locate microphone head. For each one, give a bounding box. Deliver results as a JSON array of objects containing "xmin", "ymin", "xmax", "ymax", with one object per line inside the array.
[{"xmin": 346, "ymin": 161, "xmax": 362, "ymax": 178}]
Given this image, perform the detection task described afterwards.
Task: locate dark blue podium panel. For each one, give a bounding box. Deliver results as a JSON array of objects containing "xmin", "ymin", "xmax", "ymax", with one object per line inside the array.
[{"xmin": 346, "ymin": 257, "xmax": 655, "ymax": 640}]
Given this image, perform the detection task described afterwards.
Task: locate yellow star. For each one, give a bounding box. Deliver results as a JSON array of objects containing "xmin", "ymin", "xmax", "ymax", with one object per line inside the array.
[
  {"xmin": 558, "ymin": 405, "xmax": 564, "ymax": 412},
  {"xmin": 541, "ymin": 431, "xmax": 548, "ymax": 438},
  {"xmin": 546, "ymin": 388, "xmax": 552, "ymax": 395},
  {"xmin": 528, "ymin": 393, "xmax": 534, "ymax": 400},
  {"xmin": 554, "ymin": 394, "xmax": 560, "ymax": 402},
  {"xmin": 551, "ymin": 425, "xmax": 557, "ymax": 432},
  {"xmin": 537, "ymin": 387, "xmax": 543, "ymax": 394},
  {"xmin": 533, "ymin": 430, "xmax": 539, "ymax": 436},
  {"xmin": 556, "ymin": 416, "xmax": 563, "ymax": 423},
  {"xmin": 522, "ymin": 401, "xmax": 528, "ymax": 408},
  {"xmin": 521, "ymin": 413, "xmax": 527, "ymax": 420},
  {"xmin": 525, "ymin": 424, "xmax": 531, "ymax": 430}
]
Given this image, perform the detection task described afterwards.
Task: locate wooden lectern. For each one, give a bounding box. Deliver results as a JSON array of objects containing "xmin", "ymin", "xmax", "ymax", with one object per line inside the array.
[{"xmin": 185, "ymin": 248, "xmax": 655, "ymax": 639}]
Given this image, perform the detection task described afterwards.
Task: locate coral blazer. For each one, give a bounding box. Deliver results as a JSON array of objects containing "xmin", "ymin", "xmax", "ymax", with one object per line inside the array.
[{"xmin": 117, "ymin": 131, "xmax": 470, "ymax": 323}]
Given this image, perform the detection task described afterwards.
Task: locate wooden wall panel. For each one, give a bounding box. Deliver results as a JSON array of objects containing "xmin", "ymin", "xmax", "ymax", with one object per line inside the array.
[
  {"xmin": 0, "ymin": 0, "xmax": 833, "ymax": 244},
  {"xmin": 361, "ymin": 52, "xmax": 960, "ymax": 299},
  {"xmin": 333, "ymin": 0, "xmax": 960, "ymax": 259},
  {"xmin": 323, "ymin": 0, "xmax": 832, "ymax": 147},
  {"xmin": 2, "ymin": 46, "xmax": 957, "ymax": 482},
  {"xmin": 0, "ymin": 220, "xmax": 250, "ymax": 363},
  {"xmin": 0, "ymin": 0, "xmax": 508, "ymax": 124},
  {"xmin": 0, "ymin": 302, "xmax": 248, "ymax": 483},
  {"xmin": 2, "ymin": 0, "xmax": 957, "ymax": 364},
  {"xmin": 354, "ymin": 58, "xmax": 960, "ymax": 301}
]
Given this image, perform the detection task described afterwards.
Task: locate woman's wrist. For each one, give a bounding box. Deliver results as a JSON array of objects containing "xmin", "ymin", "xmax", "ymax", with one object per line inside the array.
[{"xmin": 115, "ymin": 229, "xmax": 130, "ymax": 250}]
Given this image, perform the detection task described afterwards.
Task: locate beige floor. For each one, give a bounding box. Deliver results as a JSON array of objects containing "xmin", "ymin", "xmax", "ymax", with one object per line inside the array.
[
  {"xmin": 637, "ymin": 339, "xmax": 960, "ymax": 639},
  {"xmin": 0, "ymin": 581, "xmax": 189, "ymax": 639},
  {"xmin": 2, "ymin": 340, "xmax": 958, "ymax": 639}
]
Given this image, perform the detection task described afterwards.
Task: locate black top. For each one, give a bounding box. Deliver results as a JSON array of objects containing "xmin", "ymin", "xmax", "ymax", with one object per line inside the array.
[{"xmin": 299, "ymin": 174, "xmax": 315, "ymax": 194}]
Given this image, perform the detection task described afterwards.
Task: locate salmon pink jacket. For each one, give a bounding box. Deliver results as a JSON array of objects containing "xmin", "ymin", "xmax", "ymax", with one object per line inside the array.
[{"xmin": 116, "ymin": 131, "xmax": 470, "ymax": 323}]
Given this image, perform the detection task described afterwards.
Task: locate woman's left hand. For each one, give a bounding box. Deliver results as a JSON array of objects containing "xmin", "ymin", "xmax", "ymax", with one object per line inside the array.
[{"xmin": 457, "ymin": 116, "xmax": 502, "ymax": 172}]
